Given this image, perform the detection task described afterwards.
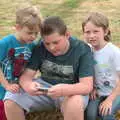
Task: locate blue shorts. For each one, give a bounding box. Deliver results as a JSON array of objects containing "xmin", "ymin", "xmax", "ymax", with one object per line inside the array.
[{"xmin": 4, "ymin": 78, "xmax": 89, "ymax": 112}]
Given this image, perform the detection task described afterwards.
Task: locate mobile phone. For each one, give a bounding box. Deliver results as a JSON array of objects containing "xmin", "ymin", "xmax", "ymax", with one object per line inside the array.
[{"xmin": 36, "ymin": 86, "xmax": 49, "ymax": 92}]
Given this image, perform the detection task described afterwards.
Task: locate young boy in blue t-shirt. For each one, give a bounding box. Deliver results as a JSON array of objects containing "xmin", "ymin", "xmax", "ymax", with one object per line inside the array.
[{"xmin": 0, "ymin": 6, "xmax": 42, "ymax": 120}]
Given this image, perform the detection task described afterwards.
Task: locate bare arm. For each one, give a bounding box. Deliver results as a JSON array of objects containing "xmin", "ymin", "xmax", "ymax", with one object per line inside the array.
[
  {"xmin": 106, "ymin": 71, "xmax": 120, "ymax": 101},
  {"xmin": 19, "ymin": 68, "xmax": 43, "ymax": 95},
  {"xmin": 0, "ymin": 68, "xmax": 9, "ymax": 87},
  {"xmin": 64, "ymin": 76, "xmax": 93, "ymax": 96},
  {"xmin": 19, "ymin": 68, "xmax": 37, "ymax": 90},
  {"xmin": 99, "ymin": 72, "xmax": 120, "ymax": 116},
  {"xmin": 0, "ymin": 68, "xmax": 20, "ymax": 93},
  {"xmin": 48, "ymin": 76, "xmax": 93, "ymax": 97}
]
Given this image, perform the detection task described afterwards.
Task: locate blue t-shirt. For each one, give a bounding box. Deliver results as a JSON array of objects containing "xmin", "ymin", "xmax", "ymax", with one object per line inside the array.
[{"xmin": 0, "ymin": 34, "xmax": 36, "ymax": 99}]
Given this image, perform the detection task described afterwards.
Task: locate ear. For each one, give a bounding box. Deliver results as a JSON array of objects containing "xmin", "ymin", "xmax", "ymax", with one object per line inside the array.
[
  {"xmin": 15, "ymin": 24, "xmax": 22, "ymax": 31},
  {"xmin": 65, "ymin": 31, "xmax": 71, "ymax": 39},
  {"xmin": 104, "ymin": 28, "xmax": 109, "ymax": 36}
]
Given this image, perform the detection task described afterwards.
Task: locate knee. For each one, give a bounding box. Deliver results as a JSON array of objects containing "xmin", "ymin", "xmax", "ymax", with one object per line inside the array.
[
  {"xmin": 62, "ymin": 95, "xmax": 84, "ymax": 113},
  {"xmin": 4, "ymin": 100, "xmax": 17, "ymax": 111}
]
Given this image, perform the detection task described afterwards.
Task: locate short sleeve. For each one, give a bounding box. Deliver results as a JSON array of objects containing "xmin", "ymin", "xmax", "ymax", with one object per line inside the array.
[
  {"xmin": 78, "ymin": 45, "xmax": 94, "ymax": 78},
  {"xmin": 27, "ymin": 45, "xmax": 42, "ymax": 71},
  {"xmin": 0, "ymin": 39, "xmax": 8, "ymax": 61}
]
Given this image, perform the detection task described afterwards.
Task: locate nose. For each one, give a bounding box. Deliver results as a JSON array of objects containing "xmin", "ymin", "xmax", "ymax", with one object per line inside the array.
[
  {"xmin": 49, "ymin": 44, "xmax": 55, "ymax": 51},
  {"xmin": 31, "ymin": 34, "xmax": 37, "ymax": 39},
  {"xmin": 89, "ymin": 32, "xmax": 95, "ymax": 38}
]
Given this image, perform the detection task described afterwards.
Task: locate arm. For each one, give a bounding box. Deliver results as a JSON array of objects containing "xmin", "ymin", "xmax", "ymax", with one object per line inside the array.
[
  {"xmin": 19, "ymin": 68, "xmax": 37, "ymax": 90},
  {"xmin": 19, "ymin": 68, "xmax": 43, "ymax": 95},
  {"xmin": 99, "ymin": 72, "xmax": 120, "ymax": 116},
  {"xmin": 0, "ymin": 68, "xmax": 20, "ymax": 93},
  {"xmin": 48, "ymin": 76, "xmax": 93, "ymax": 97},
  {"xmin": 63, "ymin": 76, "xmax": 93, "ymax": 96},
  {"xmin": 107, "ymin": 72, "xmax": 120, "ymax": 101},
  {"xmin": 0, "ymin": 68, "xmax": 9, "ymax": 88}
]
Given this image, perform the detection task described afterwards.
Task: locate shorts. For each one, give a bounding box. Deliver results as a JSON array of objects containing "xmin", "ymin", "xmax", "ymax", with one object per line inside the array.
[{"xmin": 4, "ymin": 78, "xmax": 89, "ymax": 112}]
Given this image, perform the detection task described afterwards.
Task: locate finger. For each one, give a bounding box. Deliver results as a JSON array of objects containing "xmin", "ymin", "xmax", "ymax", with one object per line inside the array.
[
  {"xmin": 108, "ymin": 107, "xmax": 112, "ymax": 115},
  {"xmin": 99, "ymin": 104, "xmax": 103, "ymax": 116},
  {"xmin": 104, "ymin": 107, "xmax": 109, "ymax": 116}
]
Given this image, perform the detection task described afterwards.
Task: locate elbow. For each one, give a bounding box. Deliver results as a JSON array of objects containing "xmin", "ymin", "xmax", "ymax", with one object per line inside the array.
[
  {"xmin": 86, "ymin": 80, "xmax": 93, "ymax": 94},
  {"xmin": 88, "ymin": 84, "xmax": 93, "ymax": 93}
]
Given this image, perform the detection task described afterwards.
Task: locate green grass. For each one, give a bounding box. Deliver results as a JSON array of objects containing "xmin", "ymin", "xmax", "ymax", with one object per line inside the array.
[{"xmin": 0, "ymin": 0, "xmax": 120, "ymax": 45}]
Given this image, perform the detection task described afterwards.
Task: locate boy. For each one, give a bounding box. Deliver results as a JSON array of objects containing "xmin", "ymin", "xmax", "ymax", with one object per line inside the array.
[
  {"xmin": 0, "ymin": 6, "xmax": 42, "ymax": 120},
  {"xmin": 5, "ymin": 16, "xmax": 94, "ymax": 120}
]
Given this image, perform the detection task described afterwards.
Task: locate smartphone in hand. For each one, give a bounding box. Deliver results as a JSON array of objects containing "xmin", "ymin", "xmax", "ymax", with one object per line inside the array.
[{"xmin": 36, "ymin": 86, "xmax": 49, "ymax": 93}]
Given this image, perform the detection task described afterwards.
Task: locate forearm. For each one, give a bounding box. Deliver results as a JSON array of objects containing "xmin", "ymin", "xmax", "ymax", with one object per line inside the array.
[
  {"xmin": 62, "ymin": 77, "xmax": 93, "ymax": 96},
  {"xmin": 19, "ymin": 68, "xmax": 36, "ymax": 89},
  {"xmin": 108, "ymin": 80, "xmax": 120, "ymax": 101},
  {"xmin": 63, "ymin": 83, "xmax": 93, "ymax": 96},
  {"xmin": 0, "ymin": 69, "xmax": 9, "ymax": 88}
]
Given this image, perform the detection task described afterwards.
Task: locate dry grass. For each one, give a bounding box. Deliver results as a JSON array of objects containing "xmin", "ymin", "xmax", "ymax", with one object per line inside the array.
[{"xmin": 0, "ymin": 0, "xmax": 120, "ymax": 44}]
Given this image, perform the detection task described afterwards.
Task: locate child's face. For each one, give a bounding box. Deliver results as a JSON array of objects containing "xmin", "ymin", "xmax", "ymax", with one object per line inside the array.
[
  {"xmin": 43, "ymin": 32, "xmax": 70, "ymax": 56},
  {"xmin": 16, "ymin": 25, "xmax": 39, "ymax": 44},
  {"xmin": 83, "ymin": 21, "xmax": 107, "ymax": 49}
]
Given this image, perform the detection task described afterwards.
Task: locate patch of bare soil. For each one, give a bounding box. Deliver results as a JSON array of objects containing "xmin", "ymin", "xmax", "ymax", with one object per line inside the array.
[{"xmin": 26, "ymin": 110, "xmax": 63, "ymax": 120}]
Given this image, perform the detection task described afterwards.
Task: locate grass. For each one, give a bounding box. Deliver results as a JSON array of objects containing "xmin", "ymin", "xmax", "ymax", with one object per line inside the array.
[{"xmin": 0, "ymin": 0, "xmax": 120, "ymax": 46}]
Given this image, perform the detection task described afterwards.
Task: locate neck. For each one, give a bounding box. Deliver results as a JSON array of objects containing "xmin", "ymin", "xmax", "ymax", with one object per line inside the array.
[
  {"xmin": 63, "ymin": 39, "xmax": 70, "ymax": 54},
  {"xmin": 14, "ymin": 33, "xmax": 24, "ymax": 44},
  {"xmin": 94, "ymin": 41, "xmax": 108, "ymax": 51}
]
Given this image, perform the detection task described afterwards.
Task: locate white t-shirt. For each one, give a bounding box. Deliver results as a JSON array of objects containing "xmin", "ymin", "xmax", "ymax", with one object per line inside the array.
[{"xmin": 94, "ymin": 42, "xmax": 120, "ymax": 96}]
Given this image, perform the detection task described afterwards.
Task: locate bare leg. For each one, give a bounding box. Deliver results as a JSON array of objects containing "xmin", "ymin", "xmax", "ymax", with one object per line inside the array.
[
  {"xmin": 4, "ymin": 100, "xmax": 25, "ymax": 120},
  {"xmin": 61, "ymin": 95, "xmax": 84, "ymax": 120}
]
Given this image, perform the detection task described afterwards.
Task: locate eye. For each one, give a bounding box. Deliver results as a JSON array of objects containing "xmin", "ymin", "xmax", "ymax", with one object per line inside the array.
[
  {"xmin": 53, "ymin": 41, "xmax": 59, "ymax": 44},
  {"xmin": 84, "ymin": 31, "xmax": 90, "ymax": 34},
  {"xmin": 44, "ymin": 42, "xmax": 50, "ymax": 46},
  {"xmin": 94, "ymin": 30, "xmax": 99, "ymax": 33}
]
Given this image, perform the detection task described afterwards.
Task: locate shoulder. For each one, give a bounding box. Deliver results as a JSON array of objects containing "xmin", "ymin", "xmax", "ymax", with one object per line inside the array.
[
  {"xmin": 107, "ymin": 42, "xmax": 120, "ymax": 54},
  {"xmin": 0, "ymin": 34, "xmax": 16, "ymax": 49},
  {"xmin": 70, "ymin": 36, "xmax": 91, "ymax": 53}
]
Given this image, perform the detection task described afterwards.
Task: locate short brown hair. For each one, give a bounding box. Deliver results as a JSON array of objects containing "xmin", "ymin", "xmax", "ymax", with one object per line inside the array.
[
  {"xmin": 82, "ymin": 12, "xmax": 111, "ymax": 41},
  {"xmin": 40, "ymin": 16, "xmax": 67, "ymax": 37},
  {"xmin": 16, "ymin": 6, "xmax": 42, "ymax": 30}
]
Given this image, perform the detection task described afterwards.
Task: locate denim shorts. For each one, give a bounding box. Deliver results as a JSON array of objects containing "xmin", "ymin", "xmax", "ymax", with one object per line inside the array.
[{"xmin": 4, "ymin": 78, "xmax": 89, "ymax": 112}]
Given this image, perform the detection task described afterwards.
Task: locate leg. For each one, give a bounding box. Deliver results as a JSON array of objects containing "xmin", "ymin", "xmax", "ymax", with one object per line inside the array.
[
  {"xmin": 61, "ymin": 95, "xmax": 89, "ymax": 120},
  {"xmin": 85, "ymin": 98, "xmax": 101, "ymax": 120},
  {"xmin": 4, "ymin": 100, "xmax": 25, "ymax": 120},
  {"xmin": 0, "ymin": 100, "xmax": 7, "ymax": 120},
  {"xmin": 102, "ymin": 96, "xmax": 120, "ymax": 120},
  {"xmin": 4, "ymin": 79, "xmax": 56, "ymax": 120}
]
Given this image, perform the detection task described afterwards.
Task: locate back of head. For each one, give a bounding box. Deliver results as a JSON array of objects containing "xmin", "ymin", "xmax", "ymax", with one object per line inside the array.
[
  {"xmin": 82, "ymin": 12, "xmax": 111, "ymax": 41},
  {"xmin": 16, "ymin": 6, "xmax": 43, "ymax": 30},
  {"xmin": 40, "ymin": 16, "xmax": 67, "ymax": 37}
]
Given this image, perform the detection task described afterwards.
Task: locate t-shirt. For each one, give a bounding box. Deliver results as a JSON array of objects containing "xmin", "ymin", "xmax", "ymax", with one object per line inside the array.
[
  {"xmin": 94, "ymin": 42, "xmax": 120, "ymax": 96},
  {"xmin": 0, "ymin": 34, "xmax": 36, "ymax": 99},
  {"xmin": 27, "ymin": 37, "xmax": 94, "ymax": 85}
]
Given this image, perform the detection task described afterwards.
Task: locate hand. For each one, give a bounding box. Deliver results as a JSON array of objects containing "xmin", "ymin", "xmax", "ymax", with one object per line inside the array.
[
  {"xmin": 48, "ymin": 84, "xmax": 68, "ymax": 98},
  {"xmin": 5, "ymin": 83, "xmax": 20, "ymax": 93},
  {"xmin": 90, "ymin": 88, "xmax": 98, "ymax": 100},
  {"xmin": 99, "ymin": 97, "xmax": 113, "ymax": 116},
  {"xmin": 24, "ymin": 81, "xmax": 44, "ymax": 96}
]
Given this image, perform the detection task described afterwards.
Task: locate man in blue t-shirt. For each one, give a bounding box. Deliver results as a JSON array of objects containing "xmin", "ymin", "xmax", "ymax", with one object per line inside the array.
[{"xmin": 5, "ymin": 16, "xmax": 94, "ymax": 120}]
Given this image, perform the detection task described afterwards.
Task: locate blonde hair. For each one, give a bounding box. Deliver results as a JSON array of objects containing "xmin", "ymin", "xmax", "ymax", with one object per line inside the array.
[
  {"xmin": 82, "ymin": 12, "xmax": 111, "ymax": 41},
  {"xmin": 16, "ymin": 6, "xmax": 43, "ymax": 30}
]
